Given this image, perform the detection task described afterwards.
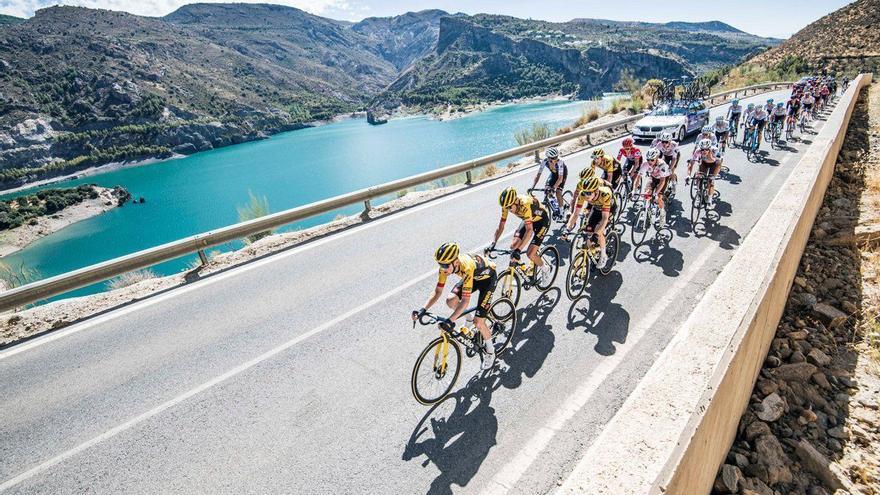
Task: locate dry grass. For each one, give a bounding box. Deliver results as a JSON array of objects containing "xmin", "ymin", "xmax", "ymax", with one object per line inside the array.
[{"xmin": 106, "ymin": 269, "xmax": 157, "ymax": 291}]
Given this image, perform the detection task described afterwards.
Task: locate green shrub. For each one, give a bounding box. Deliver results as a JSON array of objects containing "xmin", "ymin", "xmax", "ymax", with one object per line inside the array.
[{"xmin": 237, "ymin": 191, "xmax": 273, "ymax": 243}]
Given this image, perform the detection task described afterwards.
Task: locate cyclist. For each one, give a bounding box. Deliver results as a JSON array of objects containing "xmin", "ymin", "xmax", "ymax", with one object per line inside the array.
[
  {"xmin": 414, "ymin": 242, "xmax": 498, "ymax": 370},
  {"xmin": 688, "ymin": 138, "xmax": 723, "ymax": 202},
  {"xmin": 764, "ymin": 98, "xmax": 775, "ymax": 115},
  {"xmin": 651, "ymin": 131, "xmax": 681, "ymax": 178},
  {"xmin": 562, "ymin": 166, "xmax": 611, "ymax": 242},
  {"xmin": 616, "ymin": 137, "xmax": 643, "ymax": 176},
  {"xmin": 578, "ymin": 177, "xmax": 616, "ymax": 267},
  {"xmin": 591, "ymin": 148, "xmax": 622, "ymax": 190},
  {"xmin": 713, "ymin": 116, "xmax": 729, "ymax": 151},
  {"xmin": 727, "ymin": 99, "xmax": 743, "ymax": 129},
  {"xmin": 697, "ymin": 124, "xmax": 718, "ymax": 148},
  {"xmin": 771, "ymin": 102, "xmax": 787, "ymax": 138},
  {"xmin": 786, "ymin": 93, "xmax": 801, "ymax": 132},
  {"xmin": 531, "ymin": 147, "xmax": 567, "ymax": 220},
  {"xmin": 749, "ymin": 104, "xmax": 769, "ymax": 147},
  {"xmin": 642, "ymin": 148, "xmax": 672, "ymax": 227},
  {"xmin": 802, "ymin": 92, "xmax": 816, "ymax": 121},
  {"xmin": 491, "ymin": 187, "xmax": 550, "ymax": 280},
  {"xmin": 819, "ymin": 84, "xmax": 830, "ymax": 108}
]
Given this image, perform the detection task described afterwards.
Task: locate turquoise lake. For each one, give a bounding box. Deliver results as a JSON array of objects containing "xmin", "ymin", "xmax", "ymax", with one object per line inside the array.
[{"xmin": 1, "ymin": 97, "xmax": 619, "ymax": 300}]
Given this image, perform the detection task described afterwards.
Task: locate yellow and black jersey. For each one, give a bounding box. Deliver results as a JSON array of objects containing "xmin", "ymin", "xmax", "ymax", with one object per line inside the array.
[
  {"xmin": 593, "ymin": 157, "xmax": 619, "ymax": 175},
  {"xmin": 436, "ymin": 254, "xmax": 496, "ymax": 297},
  {"xmin": 588, "ymin": 186, "xmax": 615, "ymax": 212},
  {"xmin": 501, "ymin": 194, "xmax": 546, "ymax": 224}
]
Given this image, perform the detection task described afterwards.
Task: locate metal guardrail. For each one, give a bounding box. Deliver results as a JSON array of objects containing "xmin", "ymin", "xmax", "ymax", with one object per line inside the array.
[{"xmin": 0, "ymin": 81, "xmax": 792, "ymax": 312}]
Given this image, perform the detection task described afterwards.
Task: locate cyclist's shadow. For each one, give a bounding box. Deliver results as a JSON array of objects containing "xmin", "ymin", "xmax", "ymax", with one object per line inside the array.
[
  {"xmin": 633, "ymin": 235, "xmax": 684, "ymax": 278},
  {"xmin": 402, "ymin": 374, "xmax": 500, "ymax": 495},
  {"xmin": 496, "ymin": 288, "xmax": 561, "ymax": 390},
  {"xmin": 696, "ymin": 202, "xmax": 741, "ymax": 251},
  {"xmin": 565, "ymin": 271, "xmax": 629, "ymax": 356}
]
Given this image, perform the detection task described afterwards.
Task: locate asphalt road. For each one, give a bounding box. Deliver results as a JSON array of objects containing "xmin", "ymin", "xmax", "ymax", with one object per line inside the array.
[{"xmin": 0, "ymin": 90, "xmax": 837, "ymax": 494}]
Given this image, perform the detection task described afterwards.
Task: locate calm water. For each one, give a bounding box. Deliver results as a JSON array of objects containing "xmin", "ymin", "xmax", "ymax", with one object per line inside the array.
[{"xmin": 2, "ymin": 97, "xmax": 619, "ymax": 299}]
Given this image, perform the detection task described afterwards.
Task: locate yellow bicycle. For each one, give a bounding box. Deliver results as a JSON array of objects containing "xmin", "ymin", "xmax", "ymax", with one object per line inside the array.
[{"xmin": 411, "ymin": 299, "xmax": 516, "ymax": 405}]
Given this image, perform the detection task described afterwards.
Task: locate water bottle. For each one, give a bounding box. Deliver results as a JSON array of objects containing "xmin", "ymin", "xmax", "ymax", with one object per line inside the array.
[{"xmin": 549, "ymin": 196, "xmax": 560, "ymax": 218}]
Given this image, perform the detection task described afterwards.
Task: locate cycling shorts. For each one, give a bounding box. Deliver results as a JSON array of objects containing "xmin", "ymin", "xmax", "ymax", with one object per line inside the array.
[
  {"xmin": 545, "ymin": 168, "xmax": 568, "ymax": 190},
  {"xmin": 585, "ymin": 203, "xmax": 616, "ymax": 232},
  {"xmin": 452, "ymin": 270, "xmax": 497, "ymax": 318},
  {"xmin": 515, "ymin": 215, "xmax": 550, "ymax": 248}
]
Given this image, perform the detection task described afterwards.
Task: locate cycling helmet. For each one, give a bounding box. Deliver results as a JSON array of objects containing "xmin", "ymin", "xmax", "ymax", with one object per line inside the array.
[
  {"xmin": 591, "ymin": 148, "xmax": 606, "ymax": 159},
  {"xmin": 659, "ymin": 131, "xmax": 673, "ymax": 142},
  {"xmin": 579, "ymin": 177, "xmax": 602, "ymax": 193},
  {"xmin": 645, "ymin": 148, "xmax": 661, "ymax": 161},
  {"xmin": 732, "ymin": 99, "xmax": 739, "ymax": 105},
  {"xmin": 698, "ymin": 138, "xmax": 713, "ymax": 150},
  {"xmin": 622, "ymin": 137, "xmax": 634, "ymax": 147},
  {"xmin": 499, "ymin": 187, "xmax": 517, "ymax": 208},
  {"xmin": 579, "ymin": 166, "xmax": 596, "ymax": 179},
  {"xmin": 747, "ymin": 103, "xmax": 755, "ymax": 110},
  {"xmin": 767, "ymin": 98, "xmax": 774, "ymax": 104},
  {"xmin": 716, "ymin": 115, "xmax": 725, "ymax": 123},
  {"xmin": 546, "ymin": 147, "xmax": 559, "ymax": 159},
  {"xmin": 702, "ymin": 125, "xmax": 713, "ymax": 133},
  {"xmin": 434, "ymin": 242, "xmax": 460, "ymax": 264}
]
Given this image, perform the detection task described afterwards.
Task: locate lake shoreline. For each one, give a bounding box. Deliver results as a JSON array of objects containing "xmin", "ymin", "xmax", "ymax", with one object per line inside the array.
[{"xmin": 0, "ymin": 186, "xmax": 125, "ymax": 258}]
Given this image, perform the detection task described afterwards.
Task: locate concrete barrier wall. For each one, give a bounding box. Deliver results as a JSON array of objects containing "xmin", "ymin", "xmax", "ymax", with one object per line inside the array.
[{"xmin": 557, "ymin": 73, "xmax": 872, "ymax": 495}]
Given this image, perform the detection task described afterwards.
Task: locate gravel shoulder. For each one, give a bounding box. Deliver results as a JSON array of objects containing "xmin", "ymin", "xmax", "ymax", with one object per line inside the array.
[{"xmin": 711, "ymin": 84, "xmax": 880, "ymax": 495}]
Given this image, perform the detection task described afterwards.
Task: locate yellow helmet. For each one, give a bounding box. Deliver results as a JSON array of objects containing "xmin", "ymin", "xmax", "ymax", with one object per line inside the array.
[
  {"xmin": 591, "ymin": 148, "xmax": 606, "ymax": 159},
  {"xmin": 499, "ymin": 187, "xmax": 517, "ymax": 208},
  {"xmin": 579, "ymin": 177, "xmax": 602, "ymax": 194},
  {"xmin": 579, "ymin": 166, "xmax": 596, "ymax": 179},
  {"xmin": 434, "ymin": 242, "xmax": 460, "ymax": 264}
]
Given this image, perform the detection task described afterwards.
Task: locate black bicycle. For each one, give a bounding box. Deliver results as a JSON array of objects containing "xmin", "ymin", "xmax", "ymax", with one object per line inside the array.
[
  {"xmin": 528, "ymin": 187, "xmax": 565, "ymax": 224},
  {"xmin": 486, "ymin": 246, "xmax": 560, "ymax": 308},
  {"xmin": 410, "ymin": 299, "xmax": 517, "ymax": 405}
]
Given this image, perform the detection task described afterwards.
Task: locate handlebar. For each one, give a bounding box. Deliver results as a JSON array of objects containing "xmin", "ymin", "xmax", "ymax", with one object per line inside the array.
[{"xmin": 414, "ymin": 310, "xmax": 445, "ymax": 327}]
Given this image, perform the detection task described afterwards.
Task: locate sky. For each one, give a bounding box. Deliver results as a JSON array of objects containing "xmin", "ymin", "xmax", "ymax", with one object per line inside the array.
[{"xmin": 0, "ymin": 0, "xmax": 853, "ymax": 38}]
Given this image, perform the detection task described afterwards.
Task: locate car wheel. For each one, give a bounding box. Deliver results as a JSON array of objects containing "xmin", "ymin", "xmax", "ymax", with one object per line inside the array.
[{"xmin": 677, "ymin": 127, "xmax": 685, "ymax": 142}]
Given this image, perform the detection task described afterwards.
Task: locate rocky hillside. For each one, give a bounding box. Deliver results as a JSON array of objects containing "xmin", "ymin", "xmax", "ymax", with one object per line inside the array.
[
  {"xmin": 371, "ymin": 14, "xmax": 777, "ymax": 113},
  {"xmin": 0, "ymin": 15, "xmax": 23, "ymax": 25},
  {"xmin": 0, "ymin": 3, "xmax": 777, "ymax": 189},
  {"xmin": 749, "ymin": 0, "xmax": 879, "ymax": 69}
]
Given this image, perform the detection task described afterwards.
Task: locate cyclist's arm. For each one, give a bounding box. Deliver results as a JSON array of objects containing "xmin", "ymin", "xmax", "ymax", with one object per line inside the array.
[
  {"xmin": 553, "ymin": 166, "xmax": 565, "ymax": 189},
  {"xmin": 493, "ymin": 210, "xmax": 508, "ymax": 244},
  {"xmin": 532, "ymin": 164, "xmax": 544, "ymax": 188},
  {"xmin": 420, "ymin": 271, "xmax": 447, "ymax": 312}
]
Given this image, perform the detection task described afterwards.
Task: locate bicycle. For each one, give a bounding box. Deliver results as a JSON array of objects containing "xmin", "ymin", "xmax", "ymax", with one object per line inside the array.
[
  {"xmin": 486, "ymin": 246, "xmax": 560, "ymax": 308},
  {"xmin": 728, "ymin": 117, "xmax": 739, "ymax": 147},
  {"xmin": 410, "ymin": 299, "xmax": 517, "ymax": 405},
  {"xmin": 565, "ymin": 225, "xmax": 620, "ymax": 300},
  {"xmin": 528, "ymin": 187, "xmax": 565, "ymax": 224},
  {"xmin": 798, "ymin": 111, "xmax": 808, "ymax": 134},
  {"xmin": 743, "ymin": 124, "xmax": 760, "ymax": 161},
  {"xmin": 785, "ymin": 115, "xmax": 795, "ymax": 141},
  {"xmin": 690, "ymin": 171, "xmax": 716, "ymax": 232},
  {"xmin": 629, "ymin": 176, "xmax": 664, "ymax": 246}
]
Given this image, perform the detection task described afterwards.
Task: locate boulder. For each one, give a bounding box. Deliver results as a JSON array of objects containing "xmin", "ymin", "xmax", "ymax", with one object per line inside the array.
[
  {"xmin": 771, "ymin": 362, "xmax": 818, "ymax": 382},
  {"xmin": 757, "ymin": 393, "xmax": 786, "ymax": 422},
  {"xmin": 753, "ymin": 434, "xmax": 793, "ymax": 485},
  {"xmin": 807, "ymin": 348, "xmax": 831, "ymax": 367}
]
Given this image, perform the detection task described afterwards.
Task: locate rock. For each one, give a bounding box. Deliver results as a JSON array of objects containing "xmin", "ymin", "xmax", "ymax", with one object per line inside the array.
[
  {"xmin": 787, "ymin": 330, "xmax": 810, "ymax": 340},
  {"xmin": 827, "ymin": 426, "xmax": 849, "ymax": 439},
  {"xmin": 757, "ymin": 379, "xmax": 779, "ymax": 396},
  {"xmin": 746, "ymin": 420, "xmax": 773, "ymax": 441},
  {"xmin": 794, "ymin": 276, "xmax": 808, "ymax": 288},
  {"xmin": 799, "ymin": 409, "xmax": 818, "ymax": 425},
  {"xmin": 741, "ymin": 476, "xmax": 774, "ymax": 495},
  {"xmin": 812, "ymin": 372, "xmax": 832, "ymax": 390},
  {"xmin": 807, "ymin": 349, "xmax": 832, "ymax": 367},
  {"xmin": 772, "ymin": 362, "xmax": 818, "ymax": 382},
  {"xmin": 713, "ymin": 464, "xmax": 745, "ymax": 493},
  {"xmin": 754, "ymin": 434, "xmax": 793, "ymax": 485},
  {"xmin": 757, "ymin": 393, "xmax": 786, "ymax": 422},
  {"xmin": 792, "ymin": 292, "xmax": 819, "ymax": 309},
  {"xmin": 827, "ymin": 438, "xmax": 843, "ymax": 452},
  {"xmin": 812, "ymin": 303, "xmax": 848, "ymax": 327},
  {"xmin": 840, "ymin": 300, "xmax": 858, "ymax": 313},
  {"xmin": 765, "ymin": 355, "xmax": 782, "ymax": 368},
  {"xmin": 790, "ymin": 350, "xmax": 806, "ymax": 363},
  {"xmin": 794, "ymin": 439, "xmax": 847, "ymax": 491},
  {"xmin": 821, "ymin": 277, "xmax": 842, "ymax": 290}
]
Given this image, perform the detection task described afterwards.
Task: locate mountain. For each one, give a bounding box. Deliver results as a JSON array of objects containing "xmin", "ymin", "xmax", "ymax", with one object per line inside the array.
[
  {"xmin": 372, "ymin": 14, "xmax": 778, "ymax": 113},
  {"xmin": 352, "ymin": 9, "xmax": 451, "ymax": 70},
  {"xmin": 661, "ymin": 21, "xmax": 745, "ymax": 34},
  {"xmin": 0, "ymin": 15, "xmax": 24, "ymax": 25},
  {"xmin": 748, "ymin": 0, "xmax": 880, "ymax": 69},
  {"xmin": 0, "ymin": 4, "xmax": 778, "ymax": 189}
]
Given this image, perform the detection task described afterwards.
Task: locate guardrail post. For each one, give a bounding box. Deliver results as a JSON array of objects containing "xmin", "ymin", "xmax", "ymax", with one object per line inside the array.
[
  {"xmin": 533, "ymin": 150, "xmax": 540, "ymax": 163},
  {"xmin": 465, "ymin": 170, "xmax": 473, "ymax": 185},
  {"xmin": 585, "ymin": 134, "xmax": 592, "ymax": 146},
  {"xmin": 361, "ymin": 199, "xmax": 372, "ymax": 220},
  {"xmin": 197, "ymin": 249, "xmax": 208, "ymax": 266}
]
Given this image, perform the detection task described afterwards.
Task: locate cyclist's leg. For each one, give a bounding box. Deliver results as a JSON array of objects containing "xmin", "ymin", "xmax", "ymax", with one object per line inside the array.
[
  {"xmin": 527, "ymin": 217, "xmax": 549, "ymax": 267},
  {"xmin": 446, "ymin": 282, "xmax": 463, "ymax": 310},
  {"xmin": 473, "ymin": 275, "xmax": 496, "ymax": 342}
]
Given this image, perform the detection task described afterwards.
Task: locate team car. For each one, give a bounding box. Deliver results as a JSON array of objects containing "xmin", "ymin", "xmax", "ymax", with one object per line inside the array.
[{"xmin": 631, "ymin": 99, "xmax": 710, "ymax": 143}]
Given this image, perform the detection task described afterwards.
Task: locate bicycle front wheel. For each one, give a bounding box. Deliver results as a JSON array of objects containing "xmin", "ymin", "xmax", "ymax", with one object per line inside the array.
[
  {"xmin": 690, "ymin": 189, "xmax": 703, "ymax": 233},
  {"xmin": 631, "ymin": 203, "xmax": 649, "ymax": 246},
  {"xmin": 411, "ymin": 336, "xmax": 462, "ymax": 405},
  {"xmin": 566, "ymin": 250, "xmax": 590, "ymax": 300},
  {"xmin": 535, "ymin": 245, "xmax": 560, "ymax": 291}
]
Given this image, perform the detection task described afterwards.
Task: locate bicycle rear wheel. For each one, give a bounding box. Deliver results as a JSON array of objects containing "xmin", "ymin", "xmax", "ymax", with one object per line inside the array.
[
  {"xmin": 488, "ymin": 298, "xmax": 517, "ymax": 353},
  {"xmin": 690, "ymin": 186, "xmax": 703, "ymax": 233},
  {"xmin": 565, "ymin": 251, "xmax": 590, "ymax": 301},
  {"xmin": 535, "ymin": 245, "xmax": 560, "ymax": 291},
  {"xmin": 411, "ymin": 336, "xmax": 461, "ymax": 405},
  {"xmin": 497, "ymin": 268, "xmax": 522, "ymax": 308},
  {"xmin": 599, "ymin": 230, "xmax": 620, "ymax": 275},
  {"xmin": 569, "ymin": 230, "xmax": 586, "ymax": 264}
]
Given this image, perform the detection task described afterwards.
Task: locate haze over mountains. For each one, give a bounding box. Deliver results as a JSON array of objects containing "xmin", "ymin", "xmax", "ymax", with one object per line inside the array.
[{"xmin": 0, "ymin": 3, "xmax": 778, "ymax": 187}]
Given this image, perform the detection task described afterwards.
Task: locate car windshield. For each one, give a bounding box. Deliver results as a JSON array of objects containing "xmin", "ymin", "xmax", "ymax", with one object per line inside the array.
[{"xmin": 651, "ymin": 104, "xmax": 688, "ymax": 116}]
